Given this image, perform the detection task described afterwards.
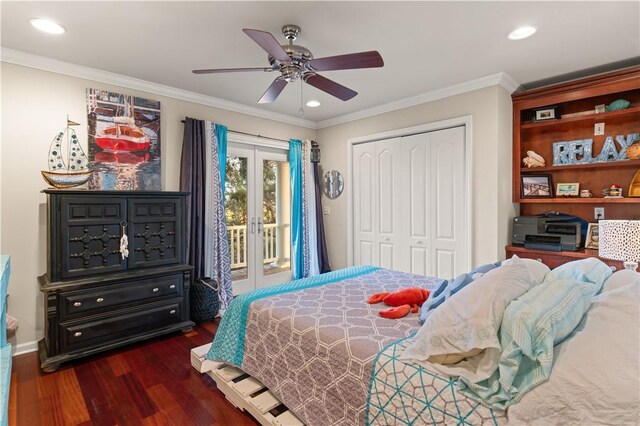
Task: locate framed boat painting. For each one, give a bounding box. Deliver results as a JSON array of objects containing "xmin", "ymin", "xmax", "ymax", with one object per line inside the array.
[{"xmin": 86, "ymin": 89, "xmax": 161, "ymax": 190}]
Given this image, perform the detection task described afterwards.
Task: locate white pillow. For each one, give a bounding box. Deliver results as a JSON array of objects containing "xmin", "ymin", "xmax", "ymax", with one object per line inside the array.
[
  {"xmin": 502, "ymin": 254, "xmax": 550, "ymax": 284},
  {"xmin": 600, "ymin": 269, "xmax": 640, "ymax": 293},
  {"xmin": 401, "ymin": 256, "xmax": 535, "ymax": 382}
]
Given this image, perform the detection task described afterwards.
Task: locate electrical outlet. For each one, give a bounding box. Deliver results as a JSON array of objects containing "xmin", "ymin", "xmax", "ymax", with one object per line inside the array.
[
  {"xmin": 594, "ymin": 122, "xmax": 605, "ymax": 136},
  {"xmin": 594, "ymin": 207, "xmax": 605, "ymax": 220}
]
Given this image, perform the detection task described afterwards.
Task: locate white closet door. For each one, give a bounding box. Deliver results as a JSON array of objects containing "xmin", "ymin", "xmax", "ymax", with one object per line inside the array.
[
  {"xmin": 353, "ymin": 143, "xmax": 376, "ymax": 265},
  {"xmin": 352, "ymin": 125, "xmax": 466, "ymax": 278},
  {"xmin": 429, "ymin": 126, "xmax": 466, "ymax": 280},
  {"xmin": 375, "ymin": 137, "xmax": 402, "ymax": 270},
  {"xmin": 398, "ymin": 133, "xmax": 431, "ymax": 275}
]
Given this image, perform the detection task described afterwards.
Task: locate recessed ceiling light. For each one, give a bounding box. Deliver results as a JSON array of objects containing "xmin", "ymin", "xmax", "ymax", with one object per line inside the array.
[
  {"xmin": 306, "ymin": 100, "xmax": 321, "ymax": 108},
  {"xmin": 29, "ymin": 18, "xmax": 66, "ymax": 35},
  {"xmin": 508, "ymin": 26, "xmax": 536, "ymax": 40}
]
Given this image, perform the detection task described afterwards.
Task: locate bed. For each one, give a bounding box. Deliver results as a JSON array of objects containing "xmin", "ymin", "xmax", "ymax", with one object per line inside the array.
[{"xmin": 197, "ymin": 263, "xmax": 640, "ymax": 426}]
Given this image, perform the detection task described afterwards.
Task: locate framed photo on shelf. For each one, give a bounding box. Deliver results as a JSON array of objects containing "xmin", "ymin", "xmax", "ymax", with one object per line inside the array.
[
  {"xmin": 521, "ymin": 174, "xmax": 553, "ymax": 198},
  {"xmin": 533, "ymin": 106, "xmax": 559, "ymax": 122},
  {"xmin": 585, "ymin": 223, "xmax": 600, "ymax": 250},
  {"xmin": 556, "ymin": 182, "xmax": 580, "ymax": 197}
]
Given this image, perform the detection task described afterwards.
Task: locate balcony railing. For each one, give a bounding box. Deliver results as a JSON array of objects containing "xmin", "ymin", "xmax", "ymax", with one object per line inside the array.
[{"xmin": 228, "ymin": 223, "xmax": 284, "ymax": 269}]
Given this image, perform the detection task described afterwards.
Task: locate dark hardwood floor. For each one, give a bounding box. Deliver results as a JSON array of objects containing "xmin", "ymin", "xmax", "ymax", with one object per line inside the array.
[{"xmin": 8, "ymin": 320, "xmax": 259, "ymax": 426}]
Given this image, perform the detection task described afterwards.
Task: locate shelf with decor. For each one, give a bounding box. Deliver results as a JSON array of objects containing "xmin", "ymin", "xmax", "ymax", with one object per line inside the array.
[
  {"xmin": 513, "ymin": 66, "xmax": 640, "ymax": 220},
  {"xmin": 520, "ymin": 105, "xmax": 640, "ymax": 129}
]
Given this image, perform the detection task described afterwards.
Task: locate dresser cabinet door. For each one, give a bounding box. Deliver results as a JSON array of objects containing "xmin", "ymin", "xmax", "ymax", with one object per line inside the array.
[
  {"xmin": 127, "ymin": 197, "xmax": 183, "ymax": 269},
  {"xmin": 60, "ymin": 197, "xmax": 127, "ymax": 279}
]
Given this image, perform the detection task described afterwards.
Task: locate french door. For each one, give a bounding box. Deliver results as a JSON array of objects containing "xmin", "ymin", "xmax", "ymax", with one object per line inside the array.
[{"xmin": 225, "ymin": 144, "xmax": 292, "ymax": 294}]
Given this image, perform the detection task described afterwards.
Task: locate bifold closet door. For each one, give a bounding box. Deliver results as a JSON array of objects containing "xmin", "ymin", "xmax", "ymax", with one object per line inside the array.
[
  {"xmin": 353, "ymin": 138, "xmax": 403, "ymax": 270},
  {"xmin": 352, "ymin": 126, "xmax": 466, "ymax": 279}
]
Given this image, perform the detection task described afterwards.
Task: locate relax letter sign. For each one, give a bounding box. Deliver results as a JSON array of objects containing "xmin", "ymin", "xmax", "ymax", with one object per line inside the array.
[{"xmin": 553, "ymin": 133, "xmax": 638, "ymax": 165}]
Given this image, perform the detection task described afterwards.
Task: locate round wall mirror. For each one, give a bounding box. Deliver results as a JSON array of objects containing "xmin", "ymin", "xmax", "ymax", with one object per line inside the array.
[{"xmin": 323, "ymin": 170, "xmax": 344, "ymax": 199}]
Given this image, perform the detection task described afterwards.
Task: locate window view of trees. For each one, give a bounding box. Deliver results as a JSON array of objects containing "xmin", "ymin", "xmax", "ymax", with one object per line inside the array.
[{"xmin": 224, "ymin": 157, "xmax": 278, "ymax": 226}]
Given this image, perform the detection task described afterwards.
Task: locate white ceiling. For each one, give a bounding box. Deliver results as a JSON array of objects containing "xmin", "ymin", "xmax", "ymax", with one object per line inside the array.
[{"xmin": 1, "ymin": 1, "xmax": 639, "ymax": 124}]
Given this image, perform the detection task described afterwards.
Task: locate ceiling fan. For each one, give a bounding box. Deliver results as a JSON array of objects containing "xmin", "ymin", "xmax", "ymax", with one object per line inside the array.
[{"xmin": 193, "ymin": 25, "xmax": 384, "ymax": 103}]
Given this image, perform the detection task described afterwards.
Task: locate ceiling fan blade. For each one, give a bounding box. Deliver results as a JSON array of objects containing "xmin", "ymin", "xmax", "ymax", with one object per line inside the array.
[
  {"xmin": 259, "ymin": 78, "xmax": 288, "ymax": 103},
  {"xmin": 243, "ymin": 29, "xmax": 290, "ymax": 62},
  {"xmin": 192, "ymin": 67, "xmax": 271, "ymax": 74},
  {"xmin": 304, "ymin": 74, "xmax": 357, "ymax": 101},
  {"xmin": 308, "ymin": 51, "xmax": 384, "ymax": 71}
]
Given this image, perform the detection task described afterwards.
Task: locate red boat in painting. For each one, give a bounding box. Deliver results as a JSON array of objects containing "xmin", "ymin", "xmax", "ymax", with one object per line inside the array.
[{"xmin": 95, "ymin": 117, "xmax": 150, "ymax": 153}]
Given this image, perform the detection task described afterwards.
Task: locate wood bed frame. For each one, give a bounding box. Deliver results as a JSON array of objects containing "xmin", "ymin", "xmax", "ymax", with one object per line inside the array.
[{"xmin": 191, "ymin": 343, "xmax": 304, "ymax": 426}]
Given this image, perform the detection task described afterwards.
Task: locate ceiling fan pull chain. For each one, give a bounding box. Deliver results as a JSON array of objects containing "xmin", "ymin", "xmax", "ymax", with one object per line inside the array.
[{"xmin": 299, "ymin": 78, "xmax": 305, "ymax": 118}]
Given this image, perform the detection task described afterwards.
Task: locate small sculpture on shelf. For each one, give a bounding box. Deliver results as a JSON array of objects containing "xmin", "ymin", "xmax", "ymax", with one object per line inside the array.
[
  {"xmin": 627, "ymin": 136, "xmax": 640, "ymax": 160},
  {"xmin": 603, "ymin": 184, "xmax": 624, "ymax": 198},
  {"xmin": 522, "ymin": 150, "xmax": 546, "ymax": 168},
  {"xmin": 605, "ymin": 99, "xmax": 630, "ymax": 112},
  {"xmin": 580, "ymin": 189, "xmax": 593, "ymax": 198}
]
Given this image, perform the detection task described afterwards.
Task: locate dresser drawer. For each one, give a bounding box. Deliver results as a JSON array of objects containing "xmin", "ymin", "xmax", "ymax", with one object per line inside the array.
[
  {"xmin": 60, "ymin": 301, "xmax": 183, "ymax": 351},
  {"xmin": 59, "ymin": 274, "xmax": 183, "ymax": 319}
]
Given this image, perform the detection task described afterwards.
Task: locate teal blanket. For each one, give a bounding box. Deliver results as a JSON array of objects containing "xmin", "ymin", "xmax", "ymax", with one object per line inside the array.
[{"xmin": 206, "ymin": 265, "xmax": 380, "ymax": 366}]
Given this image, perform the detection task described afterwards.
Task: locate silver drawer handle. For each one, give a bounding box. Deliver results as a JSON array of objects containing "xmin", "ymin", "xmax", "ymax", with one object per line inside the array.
[
  {"xmin": 169, "ymin": 284, "xmax": 176, "ymax": 289},
  {"xmin": 74, "ymin": 332, "xmax": 82, "ymax": 337},
  {"xmin": 96, "ymin": 298, "xmax": 104, "ymax": 303},
  {"xmin": 73, "ymin": 302, "xmax": 82, "ymax": 307},
  {"xmin": 153, "ymin": 287, "xmax": 159, "ymax": 292},
  {"xmin": 169, "ymin": 309, "xmax": 176, "ymax": 314}
]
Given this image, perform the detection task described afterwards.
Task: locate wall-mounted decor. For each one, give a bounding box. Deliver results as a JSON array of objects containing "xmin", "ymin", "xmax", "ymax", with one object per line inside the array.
[
  {"xmin": 552, "ymin": 133, "xmax": 638, "ymax": 165},
  {"xmin": 520, "ymin": 174, "xmax": 553, "ymax": 198},
  {"xmin": 323, "ymin": 170, "xmax": 344, "ymax": 199},
  {"xmin": 556, "ymin": 182, "xmax": 580, "ymax": 197},
  {"xmin": 533, "ymin": 106, "xmax": 559, "ymax": 122},
  {"xmin": 41, "ymin": 117, "xmax": 92, "ymax": 188},
  {"xmin": 86, "ymin": 89, "xmax": 161, "ymax": 190},
  {"xmin": 629, "ymin": 169, "xmax": 640, "ymax": 197}
]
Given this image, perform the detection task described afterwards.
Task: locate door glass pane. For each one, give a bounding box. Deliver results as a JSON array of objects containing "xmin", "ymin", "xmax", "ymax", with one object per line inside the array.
[
  {"xmin": 262, "ymin": 159, "xmax": 291, "ymax": 276},
  {"xmin": 225, "ymin": 155, "xmax": 249, "ymax": 281}
]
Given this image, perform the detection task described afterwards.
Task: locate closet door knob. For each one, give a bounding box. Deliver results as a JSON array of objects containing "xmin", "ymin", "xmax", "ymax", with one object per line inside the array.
[
  {"xmin": 152, "ymin": 287, "xmax": 159, "ymax": 293},
  {"xmin": 73, "ymin": 302, "xmax": 82, "ymax": 307},
  {"xmin": 169, "ymin": 284, "xmax": 176, "ymax": 289},
  {"xmin": 73, "ymin": 332, "xmax": 82, "ymax": 337},
  {"xmin": 96, "ymin": 298, "xmax": 104, "ymax": 303},
  {"xmin": 416, "ymin": 241, "xmax": 423, "ymax": 245},
  {"xmin": 385, "ymin": 237, "xmax": 390, "ymax": 242},
  {"xmin": 169, "ymin": 309, "xmax": 176, "ymax": 315}
]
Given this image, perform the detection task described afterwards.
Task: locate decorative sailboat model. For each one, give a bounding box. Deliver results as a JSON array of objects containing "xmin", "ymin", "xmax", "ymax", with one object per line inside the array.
[{"xmin": 41, "ymin": 117, "xmax": 92, "ymax": 188}]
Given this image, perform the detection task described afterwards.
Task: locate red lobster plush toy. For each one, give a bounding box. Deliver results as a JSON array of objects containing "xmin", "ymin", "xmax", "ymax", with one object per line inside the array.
[{"xmin": 368, "ymin": 288, "xmax": 430, "ymax": 319}]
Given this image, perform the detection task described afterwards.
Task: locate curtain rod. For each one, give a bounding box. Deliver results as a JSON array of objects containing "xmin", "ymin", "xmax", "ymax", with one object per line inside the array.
[{"xmin": 180, "ymin": 119, "xmax": 290, "ymax": 143}]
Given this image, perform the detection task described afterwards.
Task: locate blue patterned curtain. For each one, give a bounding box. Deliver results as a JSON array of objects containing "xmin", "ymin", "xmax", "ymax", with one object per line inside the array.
[
  {"xmin": 181, "ymin": 117, "xmax": 233, "ymax": 313},
  {"xmin": 289, "ymin": 139, "xmax": 304, "ymax": 279}
]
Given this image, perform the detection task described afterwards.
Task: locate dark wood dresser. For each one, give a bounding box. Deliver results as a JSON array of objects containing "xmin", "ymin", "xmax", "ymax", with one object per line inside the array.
[{"xmin": 38, "ymin": 190, "xmax": 194, "ymax": 372}]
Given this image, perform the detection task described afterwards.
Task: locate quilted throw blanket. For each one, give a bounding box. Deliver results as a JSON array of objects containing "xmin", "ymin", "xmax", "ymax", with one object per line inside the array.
[
  {"xmin": 207, "ymin": 266, "xmax": 442, "ymax": 425},
  {"xmin": 367, "ymin": 336, "xmax": 506, "ymax": 425}
]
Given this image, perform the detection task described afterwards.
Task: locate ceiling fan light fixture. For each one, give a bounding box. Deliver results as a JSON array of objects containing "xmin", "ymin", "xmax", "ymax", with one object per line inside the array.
[
  {"xmin": 508, "ymin": 26, "xmax": 536, "ymax": 40},
  {"xmin": 29, "ymin": 18, "xmax": 66, "ymax": 34},
  {"xmin": 306, "ymin": 100, "xmax": 321, "ymax": 108}
]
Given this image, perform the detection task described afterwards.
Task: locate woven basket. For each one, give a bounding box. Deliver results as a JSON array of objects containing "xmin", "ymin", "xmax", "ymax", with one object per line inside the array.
[{"xmin": 190, "ymin": 277, "xmax": 220, "ymax": 322}]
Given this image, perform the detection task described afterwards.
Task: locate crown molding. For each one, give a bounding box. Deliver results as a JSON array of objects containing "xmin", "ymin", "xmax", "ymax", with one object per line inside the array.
[
  {"xmin": 316, "ymin": 72, "xmax": 520, "ymax": 129},
  {"xmin": 1, "ymin": 48, "xmax": 519, "ymax": 131},
  {"xmin": 0, "ymin": 48, "xmax": 317, "ymax": 130}
]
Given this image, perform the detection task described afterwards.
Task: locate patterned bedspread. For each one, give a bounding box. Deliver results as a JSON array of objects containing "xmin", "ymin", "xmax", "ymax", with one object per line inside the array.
[
  {"xmin": 207, "ymin": 266, "xmax": 502, "ymax": 425},
  {"xmin": 368, "ymin": 336, "xmax": 506, "ymax": 425}
]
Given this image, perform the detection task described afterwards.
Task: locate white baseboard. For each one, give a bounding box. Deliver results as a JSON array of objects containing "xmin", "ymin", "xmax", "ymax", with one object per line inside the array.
[{"xmin": 12, "ymin": 340, "xmax": 38, "ymax": 356}]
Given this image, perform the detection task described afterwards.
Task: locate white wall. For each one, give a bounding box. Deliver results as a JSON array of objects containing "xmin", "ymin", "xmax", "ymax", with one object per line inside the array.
[
  {"xmin": 317, "ymin": 85, "xmax": 515, "ymax": 270},
  {"xmin": 0, "ymin": 62, "xmax": 316, "ymax": 350}
]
